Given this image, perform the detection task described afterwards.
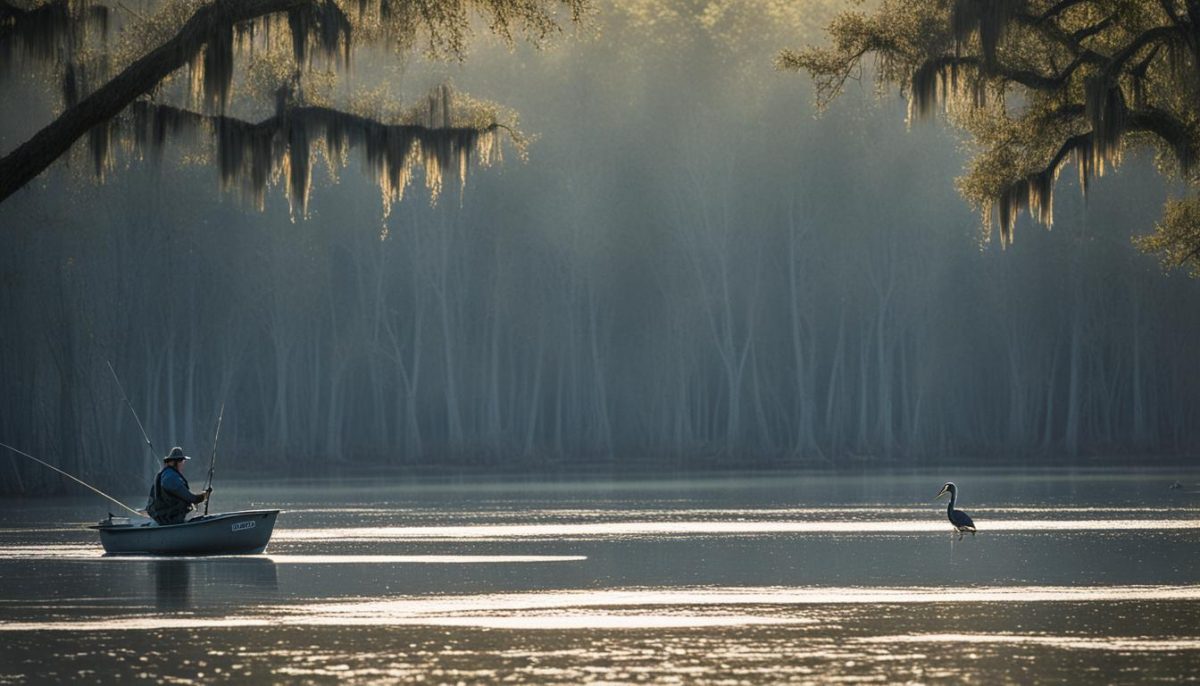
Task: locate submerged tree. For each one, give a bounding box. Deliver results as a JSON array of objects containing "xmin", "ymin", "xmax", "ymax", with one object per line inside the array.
[
  {"xmin": 0, "ymin": 0, "xmax": 584, "ymax": 209},
  {"xmin": 780, "ymin": 0, "xmax": 1199, "ymax": 274}
]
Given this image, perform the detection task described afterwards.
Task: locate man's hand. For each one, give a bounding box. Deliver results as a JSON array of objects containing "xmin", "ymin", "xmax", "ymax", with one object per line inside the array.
[{"xmin": 197, "ymin": 490, "xmax": 209, "ymax": 503}]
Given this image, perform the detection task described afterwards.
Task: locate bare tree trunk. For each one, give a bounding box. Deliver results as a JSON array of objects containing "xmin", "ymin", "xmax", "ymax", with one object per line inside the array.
[
  {"xmin": 587, "ymin": 283, "xmax": 613, "ymax": 458},
  {"xmin": 523, "ymin": 336, "xmax": 545, "ymax": 458},
  {"xmin": 1130, "ymin": 288, "xmax": 1149, "ymax": 446},
  {"xmin": 1065, "ymin": 311, "xmax": 1082, "ymax": 458},
  {"xmin": 824, "ymin": 307, "xmax": 847, "ymax": 457},
  {"xmin": 166, "ymin": 340, "xmax": 177, "ymax": 446},
  {"xmin": 787, "ymin": 200, "xmax": 816, "ymax": 458}
]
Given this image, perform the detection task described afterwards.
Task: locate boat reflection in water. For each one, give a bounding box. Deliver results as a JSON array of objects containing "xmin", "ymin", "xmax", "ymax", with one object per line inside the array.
[
  {"xmin": 151, "ymin": 557, "xmax": 279, "ymax": 611},
  {"xmin": 153, "ymin": 559, "xmax": 191, "ymax": 610}
]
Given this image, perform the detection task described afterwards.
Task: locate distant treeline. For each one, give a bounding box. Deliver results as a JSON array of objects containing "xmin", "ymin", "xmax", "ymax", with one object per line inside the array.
[
  {"xmin": 3, "ymin": 0, "xmax": 1199, "ymax": 494},
  {"xmin": 1, "ymin": 150, "xmax": 1197, "ymax": 494}
]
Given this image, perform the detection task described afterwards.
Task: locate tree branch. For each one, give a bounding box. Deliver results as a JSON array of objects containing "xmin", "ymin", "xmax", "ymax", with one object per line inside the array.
[
  {"xmin": 1103, "ymin": 25, "xmax": 1182, "ymax": 77},
  {"xmin": 1034, "ymin": 0, "xmax": 1092, "ymax": 25},
  {"xmin": 0, "ymin": 0, "xmax": 313, "ymax": 204},
  {"xmin": 1128, "ymin": 107, "xmax": 1198, "ymax": 173},
  {"xmin": 1013, "ymin": 11, "xmax": 1108, "ymax": 61},
  {"xmin": 1071, "ymin": 14, "xmax": 1116, "ymax": 43},
  {"xmin": 1179, "ymin": 243, "xmax": 1200, "ymax": 266},
  {"xmin": 918, "ymin": 52, "xmax": 1089, "ymax": 92},
  {"xmin": 129, "ymin": 100, "xmax": 508, "ymax": 213},
  {"xmin": 996, "ymin": 107, "xmax": 1197, "ymax": 239}
]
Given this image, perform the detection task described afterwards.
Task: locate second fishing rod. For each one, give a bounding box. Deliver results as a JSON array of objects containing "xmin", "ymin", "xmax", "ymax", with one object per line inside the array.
[{"xmin": 107, "ymin": 361, "xmax": 225, "ymax": 513}]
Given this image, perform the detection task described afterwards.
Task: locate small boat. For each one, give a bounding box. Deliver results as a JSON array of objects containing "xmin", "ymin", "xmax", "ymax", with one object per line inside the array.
[{"xmin": 90, "ymin": 510, "xmax": 281, "ymax": 556}]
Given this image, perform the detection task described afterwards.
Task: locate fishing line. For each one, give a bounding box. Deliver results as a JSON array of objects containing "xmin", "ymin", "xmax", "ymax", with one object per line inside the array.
[
  {"xmin": 106, "ymin": 360, "xmax": 155, "ymax": 460},
  {"xmin": 0, "ymin": 442, "xmax": 142, "ymax": 517}
]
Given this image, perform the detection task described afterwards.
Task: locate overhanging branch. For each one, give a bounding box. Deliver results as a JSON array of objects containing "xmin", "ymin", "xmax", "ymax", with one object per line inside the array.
[
  {"xmin": 0, "ymin": 0, "xmax": 326, "ymax": 205},
  {"xmin": 129, "ymin": 100, "xmax": 508, "ymax": 214}
]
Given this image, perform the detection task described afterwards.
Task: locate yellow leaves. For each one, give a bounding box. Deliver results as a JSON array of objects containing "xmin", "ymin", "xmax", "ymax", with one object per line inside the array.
[
  {"xmin": 1135, "ymin": 194, "xmax": 1200, "ymax": 276},
  {"xmin": 789, "ymin": 0, "xmax": 1200, "ymax": 267},
  {"xmin": 780, "ymin": 0, "xmax": 957, "ymax": 110},
  {"xmin": 613, "ymin": 0, "xmax": 822, "ymax": 66},
  {"xmin": 5, "ymin": 0, "xmax": 578, "ymax": 217},
  {"xmin": 347, "ymin": 0, "xmax": 581, "ymax": 60},
  {"xmin": 114, "ymin": 0, "xmax": 206, "ymax": 71}
]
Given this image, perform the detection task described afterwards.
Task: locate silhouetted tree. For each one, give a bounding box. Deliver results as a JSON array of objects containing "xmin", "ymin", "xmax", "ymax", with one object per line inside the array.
[
  {"xmin": 0, "ymin": 0, "xmax": 584, "ymax": 207},
  {"xmin": 780, "ymin": 0, "xmax": 1199, "ymax": 274}
]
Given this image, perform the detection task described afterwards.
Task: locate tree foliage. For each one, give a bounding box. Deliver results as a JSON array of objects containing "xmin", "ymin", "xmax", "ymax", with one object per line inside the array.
[
  {"xmin": 0, "ymin": 0, "xmax": 583, "ymax": 209},
  {"xmin": 780, "ymin": 0, "xmax": 1199, "ymax": 273}
]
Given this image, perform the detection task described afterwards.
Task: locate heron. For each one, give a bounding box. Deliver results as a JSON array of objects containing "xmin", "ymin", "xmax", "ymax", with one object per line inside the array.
[{"xmin": 935, "ymin": 482, "xmax": 976, "ymax": 537}]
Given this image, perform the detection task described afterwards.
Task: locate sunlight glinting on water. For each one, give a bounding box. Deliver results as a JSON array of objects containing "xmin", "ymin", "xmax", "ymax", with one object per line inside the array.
[
  {"xmin": 0, "ymin": 545, "xmax": 100, "ymax": 559},
  {"xmin": 287, "ymin": 614, "xmax": 806, "ymax": 629},
  {"xmin": 856, "ymin": 634, "xmax": 1200, "ymax": 651},
  {"xmin": 271, "ymin": 518, "xmax": 1200, "ymax": 540},
  {"xmin": 273, "ymin": 585, "xmax": 1200, "ymax": 617},
  {"xmin": 0, "ymin": 618, "xmax": 274, "ymax": 631},
  {"xmin": 263, "ymin": 555, "xmax": 588, "ymax": 564},
  {"xmin": 0, "ymin": 546, "xmax": 585, "ymax": 564},
  {"xmin": 0, "ymin": 615, "xmax": 801, "ymax": 631},
  {"xmin": 282, "ymin": 506, "xmax": 1200, "ymax": 520},
  {"xmin": 3, "ymin": 585, "xmax": 1198, "ymax": 632}
]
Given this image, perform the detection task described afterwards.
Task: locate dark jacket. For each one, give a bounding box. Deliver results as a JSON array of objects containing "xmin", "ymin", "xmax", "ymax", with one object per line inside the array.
[{"xmin": 146, "ymin": 466, "xmax": 203, "ymax": 525}]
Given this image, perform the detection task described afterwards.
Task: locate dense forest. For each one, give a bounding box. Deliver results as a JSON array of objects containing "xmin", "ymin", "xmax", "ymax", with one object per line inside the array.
[{"xmin": 2, "ymin": 1, "xmax": 1198, "ymax": 492}]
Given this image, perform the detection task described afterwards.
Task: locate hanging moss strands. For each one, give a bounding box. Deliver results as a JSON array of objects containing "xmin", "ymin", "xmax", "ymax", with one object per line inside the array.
[
  {"xmin": 0, "ymin": 0, "xmax": 581, "ymax": 206},
  {"xmin": 0, "ymin": 0, "xmax": 109, "ymax": 68},
  {"xmin": 126, "ymin": 85, "xmax": 508, "ymax": 216},
  {"xmin": 781, "ymin": 0, "xmax": 1200, "ymax": 263}
]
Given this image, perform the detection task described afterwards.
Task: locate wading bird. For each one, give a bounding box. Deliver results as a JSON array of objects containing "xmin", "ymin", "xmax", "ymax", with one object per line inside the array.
[{"xmin": 936, "ymin": 482, "xmax": 976, "ymax": 537}]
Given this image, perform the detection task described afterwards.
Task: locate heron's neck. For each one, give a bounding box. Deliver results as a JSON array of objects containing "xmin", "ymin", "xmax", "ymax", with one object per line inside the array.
[{"xmin": 946, "ymin": 491, "xmax": 957, "ymax": 511}]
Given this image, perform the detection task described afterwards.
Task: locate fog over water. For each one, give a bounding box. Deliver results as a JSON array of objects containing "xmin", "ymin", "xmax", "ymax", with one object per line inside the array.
[{"xmin": 2, "ymin": 1, "xmax": 1199, "ymax": 493}]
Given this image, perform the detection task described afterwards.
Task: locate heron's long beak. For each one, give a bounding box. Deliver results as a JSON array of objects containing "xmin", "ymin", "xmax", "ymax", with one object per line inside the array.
[{"xmin": 935, "ymin": 487, "xmax": 948, "ymax": 500}]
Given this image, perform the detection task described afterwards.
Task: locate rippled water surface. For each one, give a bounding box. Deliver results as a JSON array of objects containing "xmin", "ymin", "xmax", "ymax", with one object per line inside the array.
[{"xmin": 1, "ymin": 470, "xmax": 1198, "ymax": 683}]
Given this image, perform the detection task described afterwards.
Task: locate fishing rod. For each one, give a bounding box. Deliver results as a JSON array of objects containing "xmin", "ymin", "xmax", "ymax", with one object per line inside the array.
[
  {"xmin": 203, "ymin": 402, "xmax": 224, "ymax": 516},
  {"xmin": 0, "ymin": 442, "xmax": 142, "ymax": 517},
  {"xmin": 106, "ymin": 360, "xmax": 155, "ymax": 461}
]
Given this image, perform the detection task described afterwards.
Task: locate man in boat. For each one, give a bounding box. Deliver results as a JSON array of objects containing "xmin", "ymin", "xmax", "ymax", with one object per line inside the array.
[{"xmin": 145, "ymin": 447, "xmax": 211, "ymax": 525}]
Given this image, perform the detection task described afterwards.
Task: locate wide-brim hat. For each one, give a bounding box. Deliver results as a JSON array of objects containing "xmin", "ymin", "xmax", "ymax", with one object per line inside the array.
[{"xmin": 163, "ymin": 446, "xmax": 191, "ymax": 462}]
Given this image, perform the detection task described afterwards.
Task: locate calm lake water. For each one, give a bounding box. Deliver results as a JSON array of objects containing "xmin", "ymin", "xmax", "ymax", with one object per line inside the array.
[{"xmin": 1, "ymin": 470, "xmax": 1198, "ymax": 683}]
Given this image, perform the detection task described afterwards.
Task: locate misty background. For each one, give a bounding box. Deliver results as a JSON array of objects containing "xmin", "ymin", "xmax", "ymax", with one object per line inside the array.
[{"xmin": 1, "ymin": 1, "xmax": 1197, "ymax": 493}]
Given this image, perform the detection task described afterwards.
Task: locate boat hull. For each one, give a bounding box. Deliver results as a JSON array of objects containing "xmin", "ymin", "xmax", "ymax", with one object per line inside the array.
[{"xmin": 91, "ymin": 510, "xmax": 280, "ymax": 556}]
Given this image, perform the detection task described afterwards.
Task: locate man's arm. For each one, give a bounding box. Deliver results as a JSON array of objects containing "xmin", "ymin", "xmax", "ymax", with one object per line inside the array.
[{"xmin": 160, "ymin": 471, "xmax": 206, "ymax": 504}]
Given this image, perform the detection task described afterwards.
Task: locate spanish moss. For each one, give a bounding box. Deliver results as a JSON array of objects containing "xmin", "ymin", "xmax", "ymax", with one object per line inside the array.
[
  {"xmin": 126, "ymin": 86, "xmax": 506, "ymax": 215},
  {"xmin": 950, "ymin": 0, "xmax": 1021, "ymax": 67},
  {"xmin": 0, "ymin": 0, "xmax": 107, "ymax": 68},
  {"xmin": 186, "ymin": 1, "xmax": 352, "ymax": 113}
]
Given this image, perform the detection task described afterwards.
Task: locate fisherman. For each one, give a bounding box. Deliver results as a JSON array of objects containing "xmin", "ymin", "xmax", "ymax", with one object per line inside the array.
[{"xmin": 145, "ymin": 447, "xmax": 210, "ymax": 525}]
